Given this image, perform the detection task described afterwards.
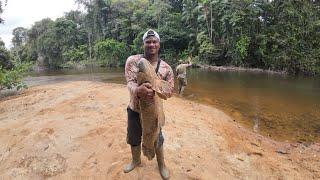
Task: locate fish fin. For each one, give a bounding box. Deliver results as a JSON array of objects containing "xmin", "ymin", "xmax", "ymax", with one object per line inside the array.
[
  {"xmin": 155, "ymin": 91, "xmax": 167, "ymax": 100},
  {"xmin": 153, "ymin": 79, "xmax": 171, "ymax": 100}
]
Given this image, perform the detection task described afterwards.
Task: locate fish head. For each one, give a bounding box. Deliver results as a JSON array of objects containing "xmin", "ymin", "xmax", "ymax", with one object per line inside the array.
[{"xmin": 138, "ymin": 58, "xmax": 149, "ymax": 73}]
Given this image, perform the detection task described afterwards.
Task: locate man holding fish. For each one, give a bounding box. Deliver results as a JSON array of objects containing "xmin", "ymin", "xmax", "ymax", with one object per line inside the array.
[{"xmin": 124, "ymin": 29, "xmax": 174, "ymax": 179}]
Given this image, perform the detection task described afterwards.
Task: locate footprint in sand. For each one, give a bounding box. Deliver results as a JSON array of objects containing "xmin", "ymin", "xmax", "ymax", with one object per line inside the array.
[
  {"xmin": 40, "ymin": 128, "xmax": 55, "ymax": 135},
  {"xmin": 20, "ymin": 129, "xmax": 31, "ymax": 136}
]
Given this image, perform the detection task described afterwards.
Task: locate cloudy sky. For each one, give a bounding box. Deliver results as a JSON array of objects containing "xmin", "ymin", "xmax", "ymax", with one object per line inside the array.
[{"xmin": 0, "ymin": 0, "xmax": 81, "ymax": 48}]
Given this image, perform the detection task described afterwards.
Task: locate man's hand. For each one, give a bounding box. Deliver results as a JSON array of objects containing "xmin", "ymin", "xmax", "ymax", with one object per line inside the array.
[{"xmin": 136, "ymin": 82, "xmax": 155, "ymax": 101}]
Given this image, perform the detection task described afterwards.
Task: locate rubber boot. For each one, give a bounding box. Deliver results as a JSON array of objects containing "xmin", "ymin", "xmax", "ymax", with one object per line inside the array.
[
  {"xmin": 123, "ymin": 145, "xmax": 141, "ymax": 173},
  {"xmin": 156, "ymin": 145, "xmax": 170, "ymax": 179}
]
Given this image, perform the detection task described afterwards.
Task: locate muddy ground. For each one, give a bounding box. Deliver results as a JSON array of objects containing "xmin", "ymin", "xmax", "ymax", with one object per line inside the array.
[{"xmin": 0, "ymin": 81, "xmax": 319, "ymax": 179}]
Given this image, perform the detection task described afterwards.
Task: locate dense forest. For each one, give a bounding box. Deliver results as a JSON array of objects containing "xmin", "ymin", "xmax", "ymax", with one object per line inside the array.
[{"xmin": 1, "ymin": 0, "xmax": 320, "ymax": 90}]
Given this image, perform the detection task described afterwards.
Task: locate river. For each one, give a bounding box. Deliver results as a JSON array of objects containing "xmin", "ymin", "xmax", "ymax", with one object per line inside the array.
[{"xmin": 24, "ymin": 67, "xmax": 320, "ymax": 143}]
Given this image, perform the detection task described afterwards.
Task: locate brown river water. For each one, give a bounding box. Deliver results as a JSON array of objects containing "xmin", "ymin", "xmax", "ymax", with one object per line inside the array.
[{"xmin": 23, "ymin": 67, "xmax": 320, "ymax": 143}]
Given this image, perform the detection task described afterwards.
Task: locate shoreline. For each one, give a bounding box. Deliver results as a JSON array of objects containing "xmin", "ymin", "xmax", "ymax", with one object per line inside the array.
[
  {"xmin": 196, "ymin": 64, "xmax": 287, "ymax": 75},
  {"xmin": 0, "ymin": 81, "xmax": 319, "ymax": 179},
  {"xmin": 31, "ymin": 62, "xmax": 288, "ymax": 76}
]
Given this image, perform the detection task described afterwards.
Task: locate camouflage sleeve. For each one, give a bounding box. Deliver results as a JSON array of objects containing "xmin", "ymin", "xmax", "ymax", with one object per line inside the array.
[
  {"xmin": 165, "ymin": 66, "xmax": 175, "ymax": 98},
  {"xmin": 125, "ymin": 56, "xmax": 138, "ymax": 98}
]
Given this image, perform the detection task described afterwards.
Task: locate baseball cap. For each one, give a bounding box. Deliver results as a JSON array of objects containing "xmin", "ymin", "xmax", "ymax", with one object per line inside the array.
[{"xmin": 142, "ymin": 29, "xmax": 160, "ymax": 42}]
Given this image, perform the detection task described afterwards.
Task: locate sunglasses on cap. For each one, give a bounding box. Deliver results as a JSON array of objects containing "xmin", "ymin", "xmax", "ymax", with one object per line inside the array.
[
  {"xmin": 143, "ymin": 29, "xmax": 160, "ymax": 42},
  {"xmin": 147, "ymin": 30, "xmax": 156, "ymax": 36}
]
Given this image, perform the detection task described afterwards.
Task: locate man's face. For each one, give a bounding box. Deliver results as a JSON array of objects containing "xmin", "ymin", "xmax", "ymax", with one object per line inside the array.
[{"xmin": 143, "ymin": 36, "xmax": 160, "ymax": 56}]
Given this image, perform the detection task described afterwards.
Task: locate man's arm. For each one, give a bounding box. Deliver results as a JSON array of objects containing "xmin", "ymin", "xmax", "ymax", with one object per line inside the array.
[
  {"xmin": 186, "ymin": 59, "xmax": 192, "ymax": 67},
  {"xmin": 164, "ymin": 66, "xmax": 175, "ymax": 98},
  {"xmin": 125, "ymin": 56, "xmax": 154, "ymax": 100},
  {"xmin": 180, "ymin": 59, "xmax": 192, "ymax": 68},
  {"xmin": 186, "ymin": 55, "xmax": 192, "ymax": 67},
  {"xmin": 125, "ymin": 56, "xmax": 139, "ymax": 98}
]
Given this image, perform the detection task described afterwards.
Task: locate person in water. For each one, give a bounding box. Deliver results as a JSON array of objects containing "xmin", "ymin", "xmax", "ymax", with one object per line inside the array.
[
  {"xmin": 124, "ymin": 29, "xmax": 174, "ymax": 179},
  {"xmin": 176, "ymin": 55, "xmax": 192, "ymax": 96}
]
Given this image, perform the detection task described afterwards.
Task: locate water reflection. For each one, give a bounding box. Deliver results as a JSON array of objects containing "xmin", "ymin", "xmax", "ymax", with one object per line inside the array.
[{"xmin": 184, "ymin": 69, "xmax": 320, "ymax": 142}]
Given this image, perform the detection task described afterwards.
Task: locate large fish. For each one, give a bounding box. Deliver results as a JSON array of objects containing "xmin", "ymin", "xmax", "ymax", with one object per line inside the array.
[{"xmin": 137, "ymin": 58, "xmax": 171, "ymax": 160}]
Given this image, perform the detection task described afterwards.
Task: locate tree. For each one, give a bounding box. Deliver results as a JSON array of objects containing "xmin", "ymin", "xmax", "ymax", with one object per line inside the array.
[
  {"xmin": 0, "ymin": 37, "xmax": 12, "ymax": 69},
  {"xmin": 0, "ymin": 37, "xmax": 29, "ymax": 91},
  {"xmin": 12, "ymin": 27, "xmax": 28, "ymax": 48},
  {"xmin": 0, "ymin": 0, "xmax": 7, "ymax": 23},
  {"xmin": 168, "ymin": 0, "xmax": 183, "ymax": 13},
  {"xmin": 11, "ymin": 27, "xmax": 29, "ymax": 63},
  {"xmin": 94, "ymin": 39, "xmax": 128, "ymax": 67}
]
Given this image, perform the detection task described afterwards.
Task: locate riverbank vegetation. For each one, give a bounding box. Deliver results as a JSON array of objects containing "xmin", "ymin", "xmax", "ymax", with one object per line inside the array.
[
  {"xmin": 1, "ymin": 0, "xmax": 320, "ymax": 78},
  {"xmin": 0, "ymin": 39, "xmax": 29, "ymax": 91}
]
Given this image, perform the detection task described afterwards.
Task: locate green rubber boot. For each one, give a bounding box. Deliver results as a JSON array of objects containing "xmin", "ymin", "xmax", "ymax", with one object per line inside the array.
[
  {"xmin": 123, "ymin": 145, "xmax": 141, "ymax": 173},
  {"xmin": 156, "ymin": 145, "xmax": 170, "ymax": 179}
]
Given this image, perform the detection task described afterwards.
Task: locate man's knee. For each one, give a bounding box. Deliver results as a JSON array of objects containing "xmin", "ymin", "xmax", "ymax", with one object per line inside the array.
[{"xmin": 127, "ymin": 107, "xmax": 142, "ymax": 146}]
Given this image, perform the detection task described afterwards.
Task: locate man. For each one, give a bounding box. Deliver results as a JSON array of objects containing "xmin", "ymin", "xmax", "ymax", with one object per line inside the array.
[
  {"xmin": 124, "ymin": 29, "xmax": 174, "ymax": 179},
  {"xmin": 176, "ymin": 55, "xmax": 192, "ymax": 96}
]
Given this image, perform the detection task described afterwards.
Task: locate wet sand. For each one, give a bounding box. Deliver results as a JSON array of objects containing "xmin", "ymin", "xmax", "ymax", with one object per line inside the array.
[{"xmin": 0, "ymin": 81, "xmax": 319, "ymax": 179}]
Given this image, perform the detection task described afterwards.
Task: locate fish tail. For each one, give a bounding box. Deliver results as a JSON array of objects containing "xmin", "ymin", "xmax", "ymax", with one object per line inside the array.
[{"xmin": 142, "ymin": 145, "xmax": 155, "ymax": 160}]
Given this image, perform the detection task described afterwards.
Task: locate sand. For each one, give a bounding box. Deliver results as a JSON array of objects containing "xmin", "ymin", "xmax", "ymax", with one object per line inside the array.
[{"xmin": 0, "ymin": 81, "xmax": 319, "ymax": 179}]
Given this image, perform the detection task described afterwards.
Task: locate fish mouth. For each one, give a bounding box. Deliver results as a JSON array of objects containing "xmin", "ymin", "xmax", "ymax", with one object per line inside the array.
[
  {"xmin": 138, "ymin": 62, "xmax": 144, "ymax": 72},
  {"xmin": 138, "ymin": 59, "xmax": 147, "ymax": 72}
]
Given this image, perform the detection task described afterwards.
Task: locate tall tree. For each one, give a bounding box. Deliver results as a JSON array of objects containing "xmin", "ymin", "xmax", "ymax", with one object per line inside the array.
[
  {"xmin": 0, "ymin": 0, "xmax": 7, "ymax": 23},
  {"xmin": 182, "ymin": 0, "xmax": 200, "ymax": 54},
  {"xmin": 0, "ymin": 37, "xmax": 12, "ymax": 69},
  {"xmin": 12, "ymin": 27, "xmax": 27, "ymax": 48}
]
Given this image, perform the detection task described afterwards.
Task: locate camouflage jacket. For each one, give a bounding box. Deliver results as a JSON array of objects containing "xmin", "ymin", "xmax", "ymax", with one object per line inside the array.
[{"xmin": 125, "ymin": 54, "xmax": 174, "ymax": 112}]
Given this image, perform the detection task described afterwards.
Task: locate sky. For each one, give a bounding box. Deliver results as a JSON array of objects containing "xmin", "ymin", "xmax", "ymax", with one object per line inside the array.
[{"xmin": 0, "ymin": 0, "xmax": 81, "ymax": 48}]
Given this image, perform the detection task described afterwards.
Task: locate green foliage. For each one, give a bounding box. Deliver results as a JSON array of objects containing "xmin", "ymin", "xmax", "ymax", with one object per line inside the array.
[
  {"xmin": 12, "ymin": 27, "xmax": 28, "ymax": 47},
  {"xmin": 0, "ymin": 38, "xmax": 30, "ymax": 90},
  {"xmin": 62, "ymin": 45, "xmax": 88, "ymax": 62},
  {"xmin": 158, "ymin": 13, "xmax": 190, "ymax": 55},
  {"xmin": 180, "ymin": 0, "xmax": 320, "ymax": 75},
  {"xmin": 94, "ymin": 39, "xmax": 128, "ymax": 67},
  {"xmin": 0, "ymin": 40, "xmax": 13, "ymax": 69},
  {"xmin": 161, "ymin": 48, "xmax": 176, "ymax": 65},
  {"xmin": 191, "ymin": 55, "xmax": 200, "ymax": 64},
  {"xmin": 259, "ymin": 0, "xmax": 320, "ymax": 75},
  {"xmin": 8, "ymin": 0, "xmax": 320, "ymax": 76},
  {"xmin": 178, "ymin": 49, "xmax": 190, "ymax": 61},
  {"xmin": 236, "ymin": 35, "xmax": 250, "ymax": 60},
  {"xmin": 0, "ymin": 62, "xmax": 30, "ymax": 91},
  {"xmin": 197, "ymin": 32, "xmax": 220, "ymax": 64},
  {"xmin": 131, "ymin": 31, "xmax": 144, "ymax": 55}
]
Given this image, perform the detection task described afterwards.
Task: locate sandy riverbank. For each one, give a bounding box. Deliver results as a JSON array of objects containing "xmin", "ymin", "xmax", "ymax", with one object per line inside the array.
[{"xmin": 0, "ymin": 81, "xmax": 319, "ymax": 179}]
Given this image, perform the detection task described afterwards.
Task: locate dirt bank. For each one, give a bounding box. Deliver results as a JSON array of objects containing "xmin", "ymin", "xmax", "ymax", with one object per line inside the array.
[{"xmin": 0, "ymin": 81, "xmax": 319, "ymax": 179}]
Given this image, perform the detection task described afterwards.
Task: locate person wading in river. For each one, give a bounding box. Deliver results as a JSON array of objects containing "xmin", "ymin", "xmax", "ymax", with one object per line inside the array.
[
  {"xmin": 124, "ymin": 29, "xmax": 174, "ymax": 179},
  {"xmin": 176, "ymin": 55, "xmax": 192, "ymax": 96}
]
